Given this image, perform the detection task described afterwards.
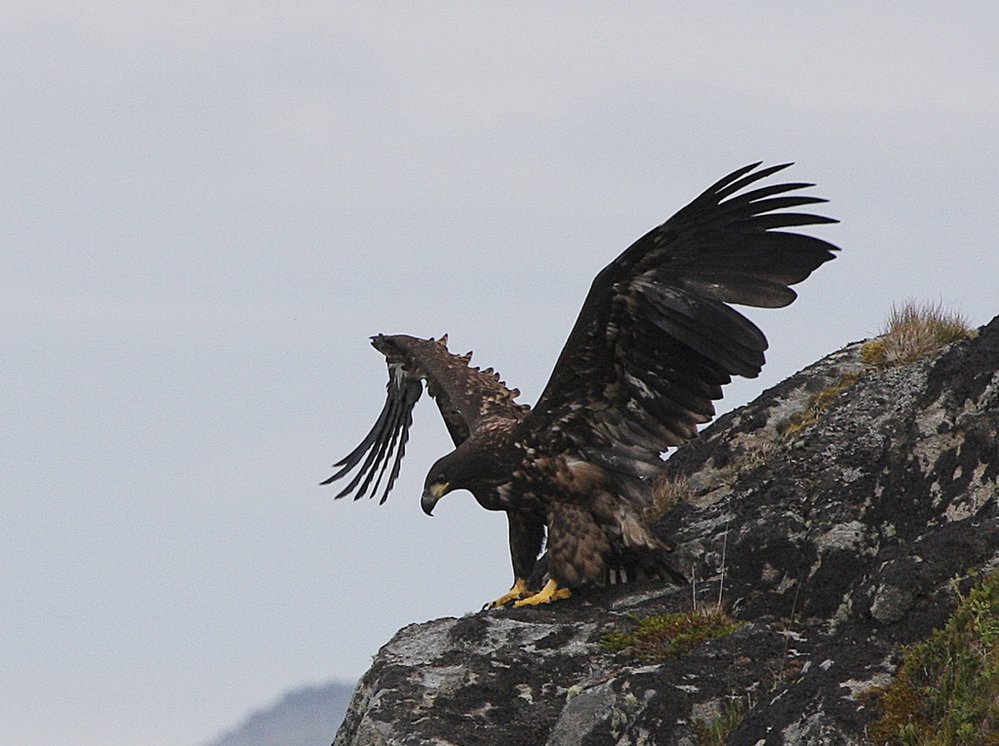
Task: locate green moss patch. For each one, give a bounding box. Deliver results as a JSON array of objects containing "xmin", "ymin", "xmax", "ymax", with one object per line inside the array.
[
  {"xmin": 867, "ymin": 571, "xmax": 999, "ymax": 745},
  {"xmin": 600, "ymin": 608, "xmax": 744, "ymax": 661},
  {"xmin": 778, "ymin": 371, "xmax": 863, "ymax": 439}
]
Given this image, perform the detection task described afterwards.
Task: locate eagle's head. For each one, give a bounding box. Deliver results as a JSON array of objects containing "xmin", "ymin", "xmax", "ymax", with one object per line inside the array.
[
  {"xmin": 421, "ymin": 436, "xmax": 508, "ymax": 515},
  {"xmin": 421, "ymin": 474, "xmax": 450, "ymax": 516},
  {"xmin": 421, "ymin": 451, "xmax": 468, "ymax": 516}
]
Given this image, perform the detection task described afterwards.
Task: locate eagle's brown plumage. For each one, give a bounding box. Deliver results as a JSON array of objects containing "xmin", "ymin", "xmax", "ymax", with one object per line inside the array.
[{"xmin": 324, "ymin": 162, "xmax": 839, "ymax": 606}]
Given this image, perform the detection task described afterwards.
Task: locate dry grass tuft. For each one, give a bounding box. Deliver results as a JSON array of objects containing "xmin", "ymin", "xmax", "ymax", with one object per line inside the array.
[
  {"xmin": 645, "ymin": 475, "xmax": 693, "ymax": 522},
  {"xmin": 862, "ymin": 301, "xmax": 974, "ymax": 366},
  {"xmin": 693, "ymin": 697, "xmax": 750, "ymax": 746}
]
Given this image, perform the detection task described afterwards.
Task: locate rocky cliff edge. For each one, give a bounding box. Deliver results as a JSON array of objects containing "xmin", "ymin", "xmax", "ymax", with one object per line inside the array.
[{"xmin": 334, "ymin": 315, "xmax": 999, "ymax": 746}]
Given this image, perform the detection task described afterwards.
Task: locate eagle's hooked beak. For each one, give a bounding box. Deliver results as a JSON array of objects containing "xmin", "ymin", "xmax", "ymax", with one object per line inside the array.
[{"xmin": 421, "ymin": 481, "xmax": 449, "ymax": 516}]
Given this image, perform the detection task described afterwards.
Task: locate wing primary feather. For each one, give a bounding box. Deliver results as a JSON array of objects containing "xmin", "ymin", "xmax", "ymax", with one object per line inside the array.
[
  {"xmin": 701, "ymin": 162, "xmax": 764, "ymax": 196},
  {"xmin": 333, "ymin": 385, "xmax": 403, "ymax": 499},
  {"xmin": 367, "ymin": 404, "xmax": 405, "ymax": 501},
  {"xmin": 734, "ymin": 212, "xmax": 838, "ymax": 230},
  {"xmin": 350, "ymin": 383, "xmax": 408, "ymax": 500},
  {"xmin": 367, "ymin": 378, "xmax": 422, "ymax": 501},
  {"xmin": 322, "ymin": 393, "xmax": 394, "ymax": 481},
  {"xmin": 736, "ymin": 182, "xmax": 815, "ymax": 203},
  {"xmin": 328, "ymin": 370, "xmax": 409, "ymax": 498},
  {"xmin": 715, "ymin": 195, "xmax": 829, "ymax": 223},
  {"xmin": 711, "ymin": 162, "xmax": 792, "ymax": 201},
  {"xmin": 379, "ymin": 379, "xmax": 422, "ymax": 504},
  {"xmin": 354, "ymin": 380, "xmax": 405, "ymax": 500}
]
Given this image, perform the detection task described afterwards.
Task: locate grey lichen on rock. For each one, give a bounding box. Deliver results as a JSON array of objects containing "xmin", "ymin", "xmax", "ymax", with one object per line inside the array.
[{"xmin": 333, "ymin": 315, "xmax": 999, "ymax": 746}]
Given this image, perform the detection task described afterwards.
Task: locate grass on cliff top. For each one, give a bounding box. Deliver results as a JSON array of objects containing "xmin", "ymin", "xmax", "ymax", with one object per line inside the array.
[
  {"xmin": 861, "ymin": 301, "xmax": 974, "ymax": 367},
  {"xmin": 778, "ymin": 301, "xmax": 972, "ymax": 442},
  {"xmin": 866, "ymin": 569, "xmax": 999, "ymax": 745},
  {"xmin": 600, "ymin": 607, "xmax": 743, "ymax": 662}
]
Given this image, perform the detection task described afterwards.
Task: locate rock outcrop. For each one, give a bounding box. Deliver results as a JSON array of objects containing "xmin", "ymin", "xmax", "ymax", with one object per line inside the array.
[{"xmin": 334, "ymin": 316, "xmax": 999, "ymax": 746}]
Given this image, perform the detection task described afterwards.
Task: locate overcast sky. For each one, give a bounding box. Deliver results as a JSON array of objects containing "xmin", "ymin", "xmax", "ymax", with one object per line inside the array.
[{"xmin": 3, "ymin": 4, "xmax": 998, "ymax": 745}]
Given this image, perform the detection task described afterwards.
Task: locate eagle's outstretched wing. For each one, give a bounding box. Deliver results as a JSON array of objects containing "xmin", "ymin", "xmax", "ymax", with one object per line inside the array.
[
  {"xmin": 525, "ymin": 162, "xmax": 839, "ymax": 489},
  {"xmin": 323, "ymin": 334, "xmax": 528, "ymax": 503}
]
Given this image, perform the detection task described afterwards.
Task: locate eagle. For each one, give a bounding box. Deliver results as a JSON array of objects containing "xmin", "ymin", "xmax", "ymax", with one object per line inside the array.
[{"xmin": 324, "ymin": 162, "xmax": 838, "ymax": 607}]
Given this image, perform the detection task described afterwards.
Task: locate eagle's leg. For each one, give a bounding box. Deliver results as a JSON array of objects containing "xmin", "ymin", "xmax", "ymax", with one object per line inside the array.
[
  {"xmin": 512, "ymin": 578, "xmax": 572, "ymax": 607},
  {"xmin": 484, "ymin": 577, "xmax": 530, "ymax": 609},
  {"xmin": 485, "ymin": 511, "xmax": 546, "ymax": 608}
]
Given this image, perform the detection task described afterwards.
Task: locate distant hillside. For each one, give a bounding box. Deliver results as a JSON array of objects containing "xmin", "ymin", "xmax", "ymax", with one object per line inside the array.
[{"xmin": 204, "ymin": 681, "xmax": 354, "ymax": 746}]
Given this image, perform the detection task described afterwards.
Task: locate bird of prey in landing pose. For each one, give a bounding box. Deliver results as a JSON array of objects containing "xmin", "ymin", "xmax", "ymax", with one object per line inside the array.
[{"xmin": 324, "ymin": 162, "xmax": 838, "ymax": 607}]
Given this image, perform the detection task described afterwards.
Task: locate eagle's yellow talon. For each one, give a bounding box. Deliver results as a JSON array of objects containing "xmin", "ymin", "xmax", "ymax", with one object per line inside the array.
[
  {"xmin": 485, "ymin": 577, "xmax": 530, "ymax": 609},
  {"xmin": 512, "ymin": 578, "xmax": 572, "ymax": 607}
]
